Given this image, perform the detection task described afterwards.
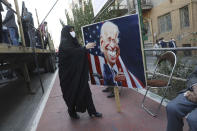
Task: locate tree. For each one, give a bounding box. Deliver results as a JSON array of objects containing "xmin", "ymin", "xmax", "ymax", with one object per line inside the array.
[
  {"xmin": 60, "ymin": 0, "xmax": 94, "ymax": 44},
  {"xmin": 61, "ymin": 0, "xmax": 123, "ymax": 44}
]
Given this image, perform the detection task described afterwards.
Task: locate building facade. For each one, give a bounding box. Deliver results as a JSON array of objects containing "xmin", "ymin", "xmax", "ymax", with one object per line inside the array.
[
  {"xmin": 142, "ymin": 0, "xmax": 197, "ymax": 50},
  {"xmin": 68, "ymin": 0, "xmax": 197, "ymax": 53},
  {"xmin": 117, "ymin": 0, "xmax": 196, "ymax": 54}
]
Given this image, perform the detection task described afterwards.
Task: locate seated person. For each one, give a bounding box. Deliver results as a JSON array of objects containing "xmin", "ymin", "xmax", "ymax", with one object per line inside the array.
[
  {"xmin": 168, "ymin": 38, "xmax": 177, "ymax": 54},
  {"xmin": 166, "ymin": 66, "xmax": 197, "ymax": 131}
]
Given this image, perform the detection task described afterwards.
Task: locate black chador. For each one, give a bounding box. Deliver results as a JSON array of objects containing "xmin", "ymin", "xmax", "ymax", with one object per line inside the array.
[{"xmin": 58, "ymin": 26, "xmax": 102, "ymax": 119}]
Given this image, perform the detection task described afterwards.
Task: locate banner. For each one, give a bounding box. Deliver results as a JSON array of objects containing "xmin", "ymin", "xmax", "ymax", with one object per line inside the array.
[{"xmin": 82, "ymin": 14, "xmax": 145, "ymax": 88}]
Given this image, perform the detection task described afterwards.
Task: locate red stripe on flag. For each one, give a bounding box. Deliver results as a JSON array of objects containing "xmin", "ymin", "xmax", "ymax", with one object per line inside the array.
[
  {"xmin": 94, "ymin": 55, "xmax": 104, "ymax": 85},
  {"xmin": 116, "ymin": 59, "xmax": 128, "ymax": 87},
  {"xmin": 87, "ymin": 53, "xmax": 96, "ymax": 84},
  {"xmin": 127, "ymin": 69, "xmax": 137, "ymax": 88},
  {"xmin": 133, "ymin": 75, "xmax": 145, "ymax": 88},
  {"xmin": 104, "ymin": 57, "xmax": 107, "ymax": 64}
]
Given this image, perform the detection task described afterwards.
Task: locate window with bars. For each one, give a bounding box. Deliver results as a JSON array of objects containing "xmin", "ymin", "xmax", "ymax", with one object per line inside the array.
[
  {"xmin": 144, "ymin": 22, "xmax": 151, "ymax": 36},
  {"xmin": 158, "ymin": 13, "xmax": 172, "ymax": 34},
  {"xmin": 180, "ymin": 5, "xmax": 190, "ymax": 28}
]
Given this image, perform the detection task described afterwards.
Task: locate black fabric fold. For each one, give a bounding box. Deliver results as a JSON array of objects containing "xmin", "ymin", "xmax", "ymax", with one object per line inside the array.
[{"xmin": 58, "ymin": 26, "xmax": 94, "ymax": 113}]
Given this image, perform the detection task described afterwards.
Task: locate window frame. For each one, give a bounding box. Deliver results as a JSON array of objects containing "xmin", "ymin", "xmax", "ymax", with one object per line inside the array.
[
  {"xmin": 158, "ymin": 12, "xmax": 172, "ymax": 34},
  {"xmin": 179, "ymin": 5, "xmax": 190, "ymax": 29}
]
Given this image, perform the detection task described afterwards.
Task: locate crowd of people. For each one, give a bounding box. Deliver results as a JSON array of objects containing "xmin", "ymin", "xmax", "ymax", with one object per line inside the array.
[
  {"xmin": 0, "ymin": 1, "xmax": 49, "ymax": 49},
  {"xmin": 153, "ymin": 38, "xmax": 177, "ymax": 57}
]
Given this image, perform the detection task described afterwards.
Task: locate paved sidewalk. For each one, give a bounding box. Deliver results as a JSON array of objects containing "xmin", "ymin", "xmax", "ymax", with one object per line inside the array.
[{"xmin": 36, "ymin": 75, "xmax": 187, "ymax": 131}]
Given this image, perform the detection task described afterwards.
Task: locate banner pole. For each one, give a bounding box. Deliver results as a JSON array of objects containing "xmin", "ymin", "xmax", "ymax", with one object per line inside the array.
[
  {"xmin": 136, "ymin": 0, "xmax": 148, "ymax": 87},
  {"xmin": 114, "ymin": 86, "xmax": 121, "ymax": 112}
]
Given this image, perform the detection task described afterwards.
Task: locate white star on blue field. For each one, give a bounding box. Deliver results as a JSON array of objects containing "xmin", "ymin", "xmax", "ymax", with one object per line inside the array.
[{"xmin": 83, "ymin": 23, "xmax": 104, "ymax": 57}]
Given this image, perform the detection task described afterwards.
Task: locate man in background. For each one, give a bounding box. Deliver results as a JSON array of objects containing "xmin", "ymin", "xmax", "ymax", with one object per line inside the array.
[
  {"xmin": 3, "ymin": 3, "xmax": 19, "ymax": 45},
  {"xmin": 22, "ymin": 8, "xmax": 36, "ymax": 47}
]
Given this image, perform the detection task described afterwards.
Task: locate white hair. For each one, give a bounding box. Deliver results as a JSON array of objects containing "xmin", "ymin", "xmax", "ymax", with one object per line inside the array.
[{"xmin": 100, "ymin": 21, "xmax": 119, "ymax": 51}]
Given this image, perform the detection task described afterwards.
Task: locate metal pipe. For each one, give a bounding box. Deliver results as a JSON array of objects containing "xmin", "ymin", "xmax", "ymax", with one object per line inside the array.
[
  {"xmin": 146, "ymin": 71, "xmax": 187, "ymax": 82},
  {"xmin": 14, "ymin": 0, "xmax": 26, "ymax": 47},
  {"xmin": 1, "ymin": 0, "xmax": 17, "ymax": 14},
  {"xmin": 144, "ymin": 47, "xmax": 197, "ymax": 51}
]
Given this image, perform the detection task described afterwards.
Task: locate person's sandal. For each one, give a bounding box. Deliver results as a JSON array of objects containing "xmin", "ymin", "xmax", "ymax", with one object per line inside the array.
[{"xmin": 107, "ymin": 93, "xmax": 115, "ymax": 98}]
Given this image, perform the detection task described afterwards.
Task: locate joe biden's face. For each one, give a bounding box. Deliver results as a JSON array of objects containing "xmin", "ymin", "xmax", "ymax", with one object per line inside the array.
[
  {"xmin": 101, "ymin": 36, "xmax": 120, "ymax": 66},
  {"xmin": 100, "ymin": 22, "xmax": 120, "ymax": 67}
]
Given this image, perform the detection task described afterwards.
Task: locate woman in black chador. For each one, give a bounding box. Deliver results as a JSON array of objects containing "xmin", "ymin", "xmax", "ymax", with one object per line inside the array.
[{"xmin": 58, "ymin": 26, "xmax": 102, "ymax": 119}]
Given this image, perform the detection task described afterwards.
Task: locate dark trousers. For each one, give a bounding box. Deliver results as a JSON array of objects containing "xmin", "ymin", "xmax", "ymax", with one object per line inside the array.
[
  {"xmin": 2, "ymin": 29, "xmax": 10, "ymax": 43},
  {"xmin": 28, "ymin": 28, "xmax": 36, "ymax": 47},
  {"xmin": 67, "ymin": 89, "xmax": 96, "ymax": 114},
  {"xmin": 86, "ymin": 90, "xmax": 96, "ymax": 114},
  {"xmin": 8, "ymin": 27, "xmax": 19, "ymax": 45},
  {"xmin": 44, "ymin": 37, "xmax": 48, "ymax": 49},
  {"xmin": 166, "ymin": 93, "xmax": 197, "ymax": 131}
]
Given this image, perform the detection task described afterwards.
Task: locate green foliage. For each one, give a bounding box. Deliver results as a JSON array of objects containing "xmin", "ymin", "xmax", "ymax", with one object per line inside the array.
[
  {"xmin": 94, "ymin": 5, "xmax": 121, "ymax": 22},
  {"xmin": 61, "ymin": 0, "xmax": 123, "ymax": 44},
  {"xmin": 61, "ymin": 0, "xmax": 94, "ymax": 44}
]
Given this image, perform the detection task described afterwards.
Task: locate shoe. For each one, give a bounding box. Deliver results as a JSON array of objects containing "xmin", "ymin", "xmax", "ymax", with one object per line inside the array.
[
  {"xmin": 102, "ymin": 88, "xmax": 110, "ymax": 92},
  {"xmin": 68, "ymin": 110, "xmax": 80, "ymax": 119},
  {"xmin": 107, "ymin": 93, "xmax": 115, "ymax": 98},
  {"xmin": 89, "ymin": 112, "xmax": 102, "ymax": 118}
]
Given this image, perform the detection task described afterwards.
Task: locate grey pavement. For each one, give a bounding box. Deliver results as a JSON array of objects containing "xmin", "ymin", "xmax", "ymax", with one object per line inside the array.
[{"xmin": 0, "ymin": 70, "xmax": 58, "ymax": 131}]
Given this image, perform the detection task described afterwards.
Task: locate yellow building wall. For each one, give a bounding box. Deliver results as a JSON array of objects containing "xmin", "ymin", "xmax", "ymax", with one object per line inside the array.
[
  {"xmin": 192, "ymin": 2, "xmax": 197, "ymax": 47},
  {"xmin": 143, "ymin": 0, "xmax": 197, "ymax": 48}
]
